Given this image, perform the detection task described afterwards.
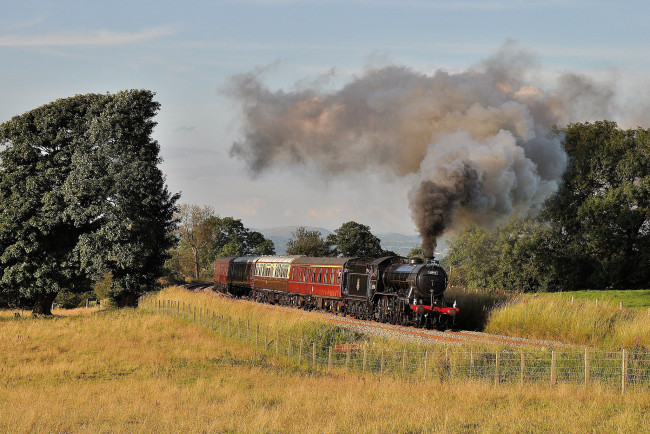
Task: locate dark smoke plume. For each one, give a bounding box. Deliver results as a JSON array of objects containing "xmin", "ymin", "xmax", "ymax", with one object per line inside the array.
[{"xmin": 227, "ymin": 43, "xmax": 617, "ymax": 255}]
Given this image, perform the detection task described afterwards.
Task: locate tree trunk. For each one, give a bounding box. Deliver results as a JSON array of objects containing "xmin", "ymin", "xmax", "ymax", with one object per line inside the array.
[
  {"xmin": 193, "ymin": 246, "xmax": 200, "ymax": 279},
  {"xmin": 32, "ymin": 292, "xmax": 57, "ymax": 316}
]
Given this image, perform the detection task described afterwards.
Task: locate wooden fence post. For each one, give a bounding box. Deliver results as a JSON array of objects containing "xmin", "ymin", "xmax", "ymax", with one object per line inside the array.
[
  {"xmin": 275, "ymin": 331, "xmax": 279, "ymax": 356},
  {"xmin": 521, "ymin": 350, "xmax": 525, "ymax": 385},
  {"xmin": 424, "ymin": 351, "xmax": 428, "ymax": 380},
  {"xmin": 584, "ymin": 348, "xmax": 590, "ymax": 386},
  {"xmin": 299, "ymin": 338, "xmax": 303, "ymax": 364},
  {"xmin": 622, "ymin": 349, "xmax": 628, "ymax": 394},
  {"xmin": 312, "ymin": 342, "xmax": 316, "ymax": 367},
  {"xmin": 363, "ymin": 346, "xmax": 367, "ymax": 372},
  {"xmin": 494, "ymin": 351, "xmax": 500, "ymax": 385},
  {"xmin": 380, "ymin": 349, "xmax": 385, "ymax": 375},
  {"xmin": 346, "ymin": 346, "xmax": 351, "ymax": 369},
  {"xmin": 402, "ymin": 349, "xmax": 407, "ymax": 378},
  {"xmin": 469, "ymin": 349, "xmax": 474, "ymax": 379},
  {"xmin": 328, "ymin": 347, "xmax": 332, "ymax": 371},
  {"xmin": 551, "ymin": 351, "xmax": 557, "ymax": 385}
]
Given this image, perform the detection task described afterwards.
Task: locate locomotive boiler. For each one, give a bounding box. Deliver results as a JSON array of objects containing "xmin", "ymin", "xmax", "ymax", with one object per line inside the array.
[{"xmin": 379, "ymin": 257, "xmax": 456, "ymax": 328}]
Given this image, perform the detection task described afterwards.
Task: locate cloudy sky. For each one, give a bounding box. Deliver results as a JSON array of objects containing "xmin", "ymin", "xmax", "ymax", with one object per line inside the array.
[{"xmin": 2, "ymin": 0, "xmax": 650, "ymax": 237}]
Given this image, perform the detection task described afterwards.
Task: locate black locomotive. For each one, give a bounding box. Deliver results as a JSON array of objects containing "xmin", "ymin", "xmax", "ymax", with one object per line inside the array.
[{"xmin": 214, "ymin": 255, "xmax": 457, "ymax": 329}]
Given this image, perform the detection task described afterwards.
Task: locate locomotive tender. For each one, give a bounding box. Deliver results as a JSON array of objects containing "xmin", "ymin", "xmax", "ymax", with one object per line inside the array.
[{"xmin": 214, "ymin": 255, "xmax": 458, "ymax": 329}]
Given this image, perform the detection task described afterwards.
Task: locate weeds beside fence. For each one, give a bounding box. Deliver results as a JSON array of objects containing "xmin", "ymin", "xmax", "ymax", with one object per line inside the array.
[{"xmin": 140, "ymin": 297, "xmax": 650, "ymax": 393}]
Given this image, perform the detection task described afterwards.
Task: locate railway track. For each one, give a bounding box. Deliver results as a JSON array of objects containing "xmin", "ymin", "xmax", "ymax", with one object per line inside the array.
[
  {"xmin": 320, "ymin": 313, "xmax": 560, "ymax": 348},
  {"xmin": 181, "ymin": 282, "xmax": 216, "ymax": 291}
]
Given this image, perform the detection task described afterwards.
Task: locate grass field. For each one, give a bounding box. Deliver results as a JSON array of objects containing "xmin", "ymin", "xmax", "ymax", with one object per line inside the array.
[
  {"xmin": 546, "ymin": 289, "xmax": 650, "ymax": 310},
  {"xmin": 485, "ymin": 292, "xmax": 650, "ymax": 348},
  {"xmin": 2, "ymin": 308, "xmax": 649, "ymax": 432}
]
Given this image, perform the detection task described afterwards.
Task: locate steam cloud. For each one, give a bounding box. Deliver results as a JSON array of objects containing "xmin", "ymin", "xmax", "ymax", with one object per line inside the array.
[{"xmin": 228, "ymin": 44, "xmax": 616, "ymax": 256}]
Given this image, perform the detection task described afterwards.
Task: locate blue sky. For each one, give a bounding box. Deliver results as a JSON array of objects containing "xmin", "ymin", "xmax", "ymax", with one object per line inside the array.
[{"xmin": 2, "ymin": 0, "xmax": 650, "ymax": 237}]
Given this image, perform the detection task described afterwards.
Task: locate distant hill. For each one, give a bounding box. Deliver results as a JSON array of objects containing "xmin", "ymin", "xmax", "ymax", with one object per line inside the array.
[
  {"xmin": 377, "ymin": 233, "xmax": 422, "ymax": 256},
  {"xmin": 256, "ymin": 226, "xmax": 423, "ymax": 257}
]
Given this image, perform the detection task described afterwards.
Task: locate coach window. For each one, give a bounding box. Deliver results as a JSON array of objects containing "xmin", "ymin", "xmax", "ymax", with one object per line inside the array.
[{"xmin": 324, "ymin": 268, "xmax": 329, "ymax": 285}]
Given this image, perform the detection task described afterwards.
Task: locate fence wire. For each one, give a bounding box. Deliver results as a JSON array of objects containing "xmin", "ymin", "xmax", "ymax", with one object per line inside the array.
[{"xmin": 142, "ymin": 298, "xmax": 650, "ymax": 392}]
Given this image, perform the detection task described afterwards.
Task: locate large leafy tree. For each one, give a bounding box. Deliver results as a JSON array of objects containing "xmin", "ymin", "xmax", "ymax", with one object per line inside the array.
[
  {"xmin": 445, "ymin": 219, "xmax": 558, "ymax": 292},
  {"xmin": 168, "ymin": 211, "xmax": 276, "ymax": 280},
  {"xmin": 445, "ymin": 225, "xmax": 499, "ymax": 289},
  {"xmin": 174, "ymin": 204, "xmax": 218, "ymax": 279},
  {"xmin": 0, "ymin": 90, "xmax": 178, "ymax": 313},
  {"xmin": 208, "ymin": 217, "xmax": 275, "ymax": 258},
  {"xmin": 326, "ymin": 221, "xmax": 385, "ymax": 257},
  {"xmin": 543, "ymin": 121, "xmax": 650, "ymax": 289},
  {"xmin": 446, "ymin": 121, "xmax": 650, "ymax": 292},
  {"xmin": 285, "ymin": 227, "xmax": 334, "ymax": 256}
]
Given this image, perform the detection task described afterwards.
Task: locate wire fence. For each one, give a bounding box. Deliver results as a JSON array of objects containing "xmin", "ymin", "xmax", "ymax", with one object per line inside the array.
[{"xmin": 140, "ymin": 298, "xmax": 650, "ymax": 392}]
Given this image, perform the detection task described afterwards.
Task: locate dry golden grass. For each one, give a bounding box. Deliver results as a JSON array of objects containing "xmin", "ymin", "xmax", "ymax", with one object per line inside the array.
[
  {"xmin": 141, "ymin": 286, "xmax": 318, "ymax": 332},
  {"xmin": 141, "ymin": 286, "xmax": 364, "ymax": 350},
  {"xmin": 486, "ymin": 295, "xmax": 650, "ymax": 348},
  {"xmin": 0, "ymin": 305, "xmax": 102, "ymax": 319},
  {"xmin": 1, "ymin": 307, "xmax": 650, "ymax": 432}
]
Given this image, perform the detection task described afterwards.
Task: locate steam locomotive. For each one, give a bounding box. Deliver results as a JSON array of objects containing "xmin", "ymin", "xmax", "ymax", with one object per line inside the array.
[{"xmin": 214, "ymin": 255, "xmax": 458, "ymax": 329}]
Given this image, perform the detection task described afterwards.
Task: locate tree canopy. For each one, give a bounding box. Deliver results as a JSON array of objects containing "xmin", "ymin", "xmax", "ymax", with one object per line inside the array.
[
  {"xmin": 0, "ymin": 90, "xmax": 178, "ymax": 312},
  {"xmin": 285, "ymin": 227, "xmax": 334, "ymax": 256},
  {"xmin": 326, "ymin": 221, "xmax": 386, "ymax": 257},
  {"xmin": 543, "ymin": 121, "xmax": 650, "ymax": 289},
  {"xmin": 167, "ymin": 206, "xmax": 275, "ymax": 280},
  {"xmin": 445, "ymin": 121, "xmax": 650, "ymax": 292},
  {"xmin": 209, "ymin": 216, "xmax": 275, "ymax": 258},
  {"xmin": 173, "ymin": 204, "xmax": 218, "ymax": 280}
]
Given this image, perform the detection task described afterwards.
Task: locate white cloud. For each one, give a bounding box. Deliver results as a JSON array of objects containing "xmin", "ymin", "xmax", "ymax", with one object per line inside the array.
[
  {"xmin": 0, "ymin": 17, "xmax": 45, "ymax": 31},
  {"xmin": 0, "ymin": 26, "xmax": 175, "ymax": 47}
]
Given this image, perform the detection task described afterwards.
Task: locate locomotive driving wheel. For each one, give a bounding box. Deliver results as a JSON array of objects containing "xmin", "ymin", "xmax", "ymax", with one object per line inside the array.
[{"xmin": 388, "ymin": 297, "xmax": 398, "ymax": 325}]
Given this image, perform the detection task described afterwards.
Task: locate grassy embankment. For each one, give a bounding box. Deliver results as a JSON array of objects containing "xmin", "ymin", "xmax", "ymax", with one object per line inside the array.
[
  {"xmin": 2, "ymin": 305, "xmax": 649, "ymax": 432},
  {"xmin": 485, "ymin": 291, "xmax": 650, "ymax": 349}
]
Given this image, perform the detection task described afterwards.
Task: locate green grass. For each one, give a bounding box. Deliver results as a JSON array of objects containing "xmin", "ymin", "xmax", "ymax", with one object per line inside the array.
[
  {"xmin": 546, "ymin": 289, "xmax": 650, "ymax": 310},
  {"xmin": 486, "ymin": 294, "xmax": 650, "ymax": 348}
]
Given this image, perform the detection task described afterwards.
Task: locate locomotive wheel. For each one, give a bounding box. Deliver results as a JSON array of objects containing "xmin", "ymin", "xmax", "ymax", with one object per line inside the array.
[
  {"xmin": 389, "ymin": 298, "xmax": 398, "ymax": 325},
  {"xmin": 377, "ymin": 298, "xmax": 386, "ymax": 323}
]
